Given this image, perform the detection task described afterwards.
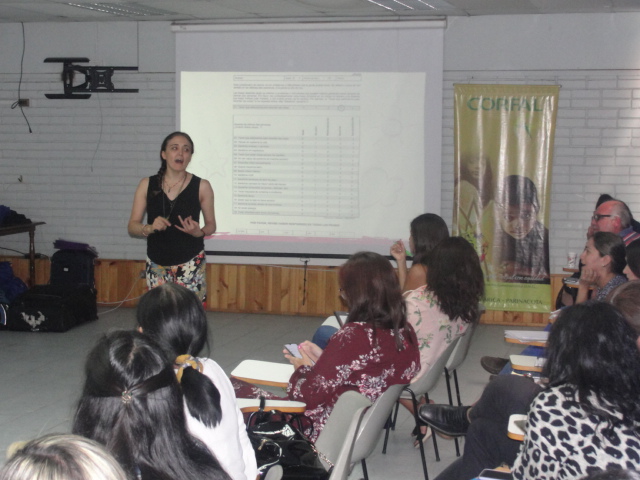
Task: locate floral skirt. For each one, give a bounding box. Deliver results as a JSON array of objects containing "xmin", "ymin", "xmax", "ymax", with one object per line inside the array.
[{"xmin": 146, "ymin": 251, "xmax": 206, "ymax": 303}]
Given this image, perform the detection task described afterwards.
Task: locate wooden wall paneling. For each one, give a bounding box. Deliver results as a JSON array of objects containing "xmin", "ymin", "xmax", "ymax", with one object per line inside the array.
[
  {"xmin": 0, "ymin": 256, "xmax": 572, "ymax": 325},
  {"xmin": 269, "ymin": 264, "xmax": 295, "ymax": 314},
  {"xmin": 210, "ymin": 263, "xmax": 239, "ymax": 312}
]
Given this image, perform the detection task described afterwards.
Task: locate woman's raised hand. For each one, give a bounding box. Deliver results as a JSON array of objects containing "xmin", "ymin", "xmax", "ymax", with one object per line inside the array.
[
  {"xmin": 390, "ymin": 240, "xmax": 406, "ymax": 262},
  {"xmin": 579, "ymin": 267, "xmax": 598, "ymax": 287}
]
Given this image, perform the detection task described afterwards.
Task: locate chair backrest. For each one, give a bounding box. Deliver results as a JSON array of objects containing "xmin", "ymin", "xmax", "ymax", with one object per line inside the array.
[
  {"xmin": 328, "ymin": 405, "xmax": 368, "ymax": 480},
  {"xmin": 408, "ymin": 337, "xmax": 460, "ymax": 397},
  {"xmin": 446, "ymin": 322, "xmax": 477, "ymax": 372},
  {"xmin": 350, "ymin": 383, "xmax": 408, "ymax": 464},
  {"xmin": 315, "ymin": 390, "xmax": 372, "ymax": 470}
]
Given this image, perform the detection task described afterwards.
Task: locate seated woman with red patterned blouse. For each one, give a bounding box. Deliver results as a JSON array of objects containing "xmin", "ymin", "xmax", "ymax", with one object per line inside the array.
[{"xmin": 232, "ymin": 251, "xmax": 420, "ymax": 442}]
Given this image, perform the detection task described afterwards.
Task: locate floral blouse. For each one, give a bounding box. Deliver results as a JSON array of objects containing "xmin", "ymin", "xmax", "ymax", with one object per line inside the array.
[
  {"xmin": 404, "ymin": 286, "xmax": 469, "ymax": 382},
  {"xmin": 287, "ymin": 322, "xmax": 420, "ymax": 442}
]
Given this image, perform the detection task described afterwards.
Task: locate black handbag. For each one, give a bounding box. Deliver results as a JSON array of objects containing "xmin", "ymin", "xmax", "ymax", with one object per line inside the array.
[{"xmin": 247, "ymin": 397, "xmax": 330, "ymax": 480}]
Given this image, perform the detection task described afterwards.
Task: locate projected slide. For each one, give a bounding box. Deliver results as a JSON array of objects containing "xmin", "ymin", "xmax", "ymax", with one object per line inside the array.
[{"xmin": 181, "ymin": 71, "xmax": 426, "ymax": 257}]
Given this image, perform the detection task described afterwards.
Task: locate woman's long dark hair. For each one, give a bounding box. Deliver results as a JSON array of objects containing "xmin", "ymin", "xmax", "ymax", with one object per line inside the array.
[
  {"xmin": 544, "ymin": 302, "xmax": 640, "ymax": 426},
  {"xmin": 409, "ymin": 213, "xmax": 450, "ymax": 265},
  {"xmin": 137, "ymin": 283, "xmax": 222, "ymax": 427},
  {"xmin": 339, "ymin": 251, "xmax": 412, "ymax": 350},
  {"xmin": 626, "ymin": 239, "xmax": 640, "ymax": 279},
  {"xmin": 426, "ymin": 237, "xmax": 484, "ymax": 324},
  {"xmin": 72, "ymin": 331, "xmax": 229, "ymax": 480},
  {"xmin": 157, "ymin": 131, "xmax": 195, "ymax": 189}
]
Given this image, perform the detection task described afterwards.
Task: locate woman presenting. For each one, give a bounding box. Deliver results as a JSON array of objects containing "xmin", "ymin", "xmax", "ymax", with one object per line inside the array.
[{"xmin": 128, "ymin": 131, "xmax": 216, "ymax": 303}]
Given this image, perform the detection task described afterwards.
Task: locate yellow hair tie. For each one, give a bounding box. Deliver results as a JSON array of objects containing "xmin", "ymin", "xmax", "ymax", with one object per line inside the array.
[{"xmin": 175, "ymin": 355, "xmax": 203, "ymax": 383}]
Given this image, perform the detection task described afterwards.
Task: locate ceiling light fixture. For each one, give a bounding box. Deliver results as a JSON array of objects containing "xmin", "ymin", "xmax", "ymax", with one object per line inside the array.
[{"xmin": 66, "ymin": 2, "xmax": 177, "ymax": 17}]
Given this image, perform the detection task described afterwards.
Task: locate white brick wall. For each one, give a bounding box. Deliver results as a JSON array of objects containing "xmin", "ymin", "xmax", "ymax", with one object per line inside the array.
[
  {"xmin": 441, "ymin": 70, "xmax": 640, "ymax": 273},
  {"xmin": 0, "ymin": 71, "xmax": 175, "ymax": 260},
  {"xmin": 1, "ymin": 20, "xmax": 639, "ymax": 277}
]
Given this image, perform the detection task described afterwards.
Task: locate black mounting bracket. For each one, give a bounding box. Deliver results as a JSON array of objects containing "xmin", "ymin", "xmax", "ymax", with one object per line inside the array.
[{"xmin": 44, "ymin": 57, "xmax": 139, "ymax": 99}]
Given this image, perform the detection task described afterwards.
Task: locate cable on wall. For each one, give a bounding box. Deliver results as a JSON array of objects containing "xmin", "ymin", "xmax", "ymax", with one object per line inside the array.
[{"xmin": 10, "ymin": 23, "xmax": 33, "ymax": 133}]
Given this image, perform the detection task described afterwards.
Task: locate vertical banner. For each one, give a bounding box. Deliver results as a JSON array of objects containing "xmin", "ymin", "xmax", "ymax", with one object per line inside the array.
[{"xmin": 453, "ymin": 84, "xmax": 559, "ymax": 313}]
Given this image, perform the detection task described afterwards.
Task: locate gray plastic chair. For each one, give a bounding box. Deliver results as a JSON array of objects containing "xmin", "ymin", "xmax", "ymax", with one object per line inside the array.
[
  {"xmin": 394, "ymin": 338, "xmax": 461, "ymax": 480},
  {"xmin": 444, "ymin": 322, "xmax": 477, "ymax": 456},
  {"xmin": 350, "ymin": 383, "xmax": 408, "ymax": 480},
  {"xmin": 315, "ymin": 390, "xmax": 372, "ymax": 471},
  {"xmin": 326, "ymin": 405, "xmax": 368, "ymax": 480}
]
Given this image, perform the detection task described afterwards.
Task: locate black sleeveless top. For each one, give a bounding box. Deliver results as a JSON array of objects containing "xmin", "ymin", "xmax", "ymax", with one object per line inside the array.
[{"xmin": 146, "ymin": 174, "xmax": 204, "ymax": 266}]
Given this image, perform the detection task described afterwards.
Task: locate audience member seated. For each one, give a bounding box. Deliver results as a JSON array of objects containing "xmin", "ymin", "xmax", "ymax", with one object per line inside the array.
[
  {"xmin": 0, "ymin": 434, "xmax": 128, "ymax": 480},
  {"xmin": 419, "ymin": 290, "xmax": 640, "ymax": 480},
  {"xmin": 591, "ymin": 198, "xmax": 640, "ymax": 245},
  {"xmin": 405, "ymin": 236, "xmax": 484, "ymax": 382},
  {"xmin": 136, "ymin": 283, "xmax": 257, "ymax": 480},
  {"xmin": 576, "ymin": 231, "xmax": 627, "ymax": 303},
  {"xmin": 401, "ymin": 236, "xmax": 484, "ymax": 445},
  {"xmin": 233, "ymin": 251, "xmax": 420, "ymax": 442},
  {"xmin": 511, "ymin": 302, "xmax": 640, "ymax": 479},
  {"xmin": 72, "ymin": 331, "xmax": 231, "ymax": 480},
  {"xmin": 390, "ymin": 213, "xmax": 450, "ymax": 292},
  {"xmin": 314, "ymin": 213, "xmax": 449, "ymax": 349},
  {"xmin": 624, "ymin": 238, "xmax": 640, "ymax": 280}
]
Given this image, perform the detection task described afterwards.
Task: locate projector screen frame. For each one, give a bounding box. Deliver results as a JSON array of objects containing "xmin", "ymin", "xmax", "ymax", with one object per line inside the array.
[{"xmin": 174, "ymin": 20, "xmax": 444, "ymax": 265}]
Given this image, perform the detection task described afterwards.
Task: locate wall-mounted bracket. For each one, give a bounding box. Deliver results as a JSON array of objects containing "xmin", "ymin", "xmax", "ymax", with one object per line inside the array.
[{"xmin": 44, "ymin": 57, "xmax": 138, "ymax": 99}]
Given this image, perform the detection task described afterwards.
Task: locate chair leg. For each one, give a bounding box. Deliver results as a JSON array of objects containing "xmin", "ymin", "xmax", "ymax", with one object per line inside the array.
[
  {"xmin": 361, "ymin": 459, "xmax": 369, "ymax": 480},
  {"xmin": 452, "ymin": 369, "xmax": 462, "ymax": 456},
  {"xmin": 445, "ymin": 367, "xmax": 453, "ymax": 406},
  {"xmin": 409, "ymin": 388, "xmax": 430, "ymax": 480},
  {"xmin": 382, "ymin": 412, "xmax": 393, "ymax": 454},
  {"xmin": 454, "ymin": 369, "xmax": 462, "ymax": 406},
  {"xmin": 391, "ymin": 399, "xmax": 401, "ymax": 430},
  {"xmin": 424, "ymin": 392, "xmax": 441, "ymax": 463}
]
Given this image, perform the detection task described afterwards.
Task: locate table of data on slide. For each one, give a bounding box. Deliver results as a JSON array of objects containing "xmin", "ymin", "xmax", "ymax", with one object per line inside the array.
[{"xmin": 232, "ymin": 114, "xmax": 360, "ymax": 219}]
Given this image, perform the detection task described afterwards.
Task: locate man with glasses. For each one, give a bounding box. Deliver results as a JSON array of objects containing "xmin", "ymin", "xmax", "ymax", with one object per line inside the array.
[
  {"xmin": 590, "ymin": 199, "xmax": 640, "ymax": 245},
  {"xmin": 481, "ymin": 196, "xmax": 640, "ymax": 377}
]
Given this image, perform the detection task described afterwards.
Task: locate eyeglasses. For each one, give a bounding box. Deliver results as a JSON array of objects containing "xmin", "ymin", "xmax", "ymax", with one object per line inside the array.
[{"xmin": 592, "ymin": 214, "xmax": 617, "ymax": 222}]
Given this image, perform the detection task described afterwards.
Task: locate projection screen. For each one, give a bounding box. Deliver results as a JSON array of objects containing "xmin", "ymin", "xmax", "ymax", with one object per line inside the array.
[{"xmin": 173, "ymin": 21, "xmax": 444, "ymax": 265}]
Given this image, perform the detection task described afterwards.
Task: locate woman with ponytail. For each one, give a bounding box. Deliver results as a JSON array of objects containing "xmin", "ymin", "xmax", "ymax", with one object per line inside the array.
[
  {"xmin": 128, "ymin": 131, "xmax": 216, "ymax": 304},
  {"xmin": 72, "ymin": 330, "xmax": 230, "ymax": 480},
  {"xmin": 137, "ymin": 283, "xmax": 257, "ymax": 480}
]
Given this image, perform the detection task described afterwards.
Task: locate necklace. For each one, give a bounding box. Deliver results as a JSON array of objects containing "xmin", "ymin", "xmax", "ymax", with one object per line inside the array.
[
  {"xmin": 162, "ymin": 174, "xmax": 188, "ymax": 221},
  {"xmin": 164, "ymin": 173, "xmax": 187, "ymax": 193}
]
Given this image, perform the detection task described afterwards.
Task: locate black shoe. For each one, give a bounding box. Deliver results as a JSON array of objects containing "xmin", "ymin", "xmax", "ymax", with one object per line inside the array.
[
  {"xmin": 481, "ymin": 356, "xmax": 509, "ymax": 375},
  {"xmin": 418, "ymin": 404, "xmax": 471, "ymax": 437}
]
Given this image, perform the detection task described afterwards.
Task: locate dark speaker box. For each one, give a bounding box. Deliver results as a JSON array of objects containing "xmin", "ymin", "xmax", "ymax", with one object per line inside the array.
[
  {"xmin": 5, "ymin": 284, "xmax": 97, "ymax": 332},
  {"xmin": 50, "ymin": 250, "xmax": 96, "ymax": 287}
]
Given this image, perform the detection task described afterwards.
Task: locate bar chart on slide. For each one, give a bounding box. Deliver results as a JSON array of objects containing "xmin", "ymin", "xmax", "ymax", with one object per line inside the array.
[{"xmin": 232, "ymin": 114, "xmax": 360, "ymax": 220}]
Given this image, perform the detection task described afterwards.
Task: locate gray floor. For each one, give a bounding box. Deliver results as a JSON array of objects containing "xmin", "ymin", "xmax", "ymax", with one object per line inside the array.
[{"xmin": 0, "ymin": 308, "xmax": 531, "ymax": 479}]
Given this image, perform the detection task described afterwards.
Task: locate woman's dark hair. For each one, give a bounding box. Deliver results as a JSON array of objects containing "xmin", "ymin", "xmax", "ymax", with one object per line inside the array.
[
  {"xmin": 501, "ymin": 175, "xmax": 540, "ymax": 212},
  {"xmin": 593, "ymin": 231, "xmax": 626, "ymax": 275},
  {"xmin": 157, "ymin": 131, "xmax": 195, "ymax": 188},
  {"xmin": 72, "ymin": 331, "xmax": 229, "ymax": 480},
  {"xmin": 607, "ymin": 280, "xmax": 640, "ymax": 335},
  {"xmin": 339, "ymin": 251, "xmax": 412, "ymax": 350},
  {"xmin": 426, "ymin": 237, "xmax": 485, "ymax": 324},
  {"xmin": 137, "ymin": 283, "xmax": 222, "ymax": 427},
  {"xmin": 544, "ymin": 302, "xmax": 640, "ymax": 426},
  {"xmin": 625, "ymin": 238, "xmax": 640, "ymax": 279},
  {"xmin": 409, "ymin": 213, "xmax": 450, "ymax": 265}
]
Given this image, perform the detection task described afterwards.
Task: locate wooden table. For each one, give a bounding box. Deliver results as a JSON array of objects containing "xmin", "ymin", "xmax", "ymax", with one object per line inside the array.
[{"xmin": 0, "ymin": 222, "xmax": 45, "ymax": 287}]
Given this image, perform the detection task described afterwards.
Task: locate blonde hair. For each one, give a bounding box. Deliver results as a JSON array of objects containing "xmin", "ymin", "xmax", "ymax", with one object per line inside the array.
[{"xmin": 0, "ymin": 434, "xmax": 128, "ymax": 480}]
